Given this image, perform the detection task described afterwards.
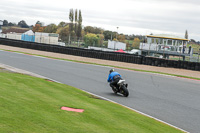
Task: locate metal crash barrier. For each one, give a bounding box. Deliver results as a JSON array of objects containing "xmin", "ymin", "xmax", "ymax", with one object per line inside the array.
[{"xmin": 0, "ymin": 38, "xmax": 199, "ymax": 71}]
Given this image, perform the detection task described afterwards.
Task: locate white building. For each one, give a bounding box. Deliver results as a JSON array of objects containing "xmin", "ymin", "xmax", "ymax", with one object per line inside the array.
[
  {"xmin": 140, "ymin": 34, "xmax": 192, "ymax": 55},
  {"xmin": 1, "ymin": 27, "xmax": 29, "ymax": 39},
  {"xmin": 0, "ymin": 20, "xmax": 3, "ymax": 33},
  {"xmin": 35, "ymin": 32, "xmax": 59, "ymax": 45},
  {"xmin": 6, "ymin": 33, "xmax": 22, "ymax": 40},
  {"xmin": 108, "ymin": 40, "xmax": 126, "ymax": 50}
]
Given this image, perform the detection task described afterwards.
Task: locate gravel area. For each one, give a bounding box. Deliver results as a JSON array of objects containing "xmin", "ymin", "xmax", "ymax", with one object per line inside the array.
[{"xmin": 1, "ymin": 44, "xmax": 200, "ymax": 79}]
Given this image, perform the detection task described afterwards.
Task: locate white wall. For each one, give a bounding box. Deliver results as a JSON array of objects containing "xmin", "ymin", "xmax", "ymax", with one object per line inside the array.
[
  {"xmin": 35, "ymin": 36, "xmax": 58, "ymax": 45},
  {"xmin": 140, "ymin": 43, "xmax": 158, "ymax": 51},
  {"xmin": 108, "ymin": 40, "xmax": 126, "ymax": 50},
  {"xmin": 0, "ymin": 34, "xmax": 6, "ymax": 38},
  {"xmin": 35, "ymin": 32, "xmax": 59, "ymax": 45},
  {"xmin": 35, "ymin": 32, "xmax": 49, "ymax": 37},
  {"xmin": 7, "ymin": 33, "xmax": 21, "ymax": 40}
]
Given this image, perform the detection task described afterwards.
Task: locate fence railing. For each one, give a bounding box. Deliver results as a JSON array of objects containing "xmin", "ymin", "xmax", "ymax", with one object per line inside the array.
[{"xmin": 0, "ymin": 37, "xmax": 200, "ymax": 71}]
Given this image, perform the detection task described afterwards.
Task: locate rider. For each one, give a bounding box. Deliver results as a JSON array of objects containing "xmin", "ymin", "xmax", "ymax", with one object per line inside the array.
[{"xmin": 107, "ymin": 69, "xmax": 122, "ymax": 90}]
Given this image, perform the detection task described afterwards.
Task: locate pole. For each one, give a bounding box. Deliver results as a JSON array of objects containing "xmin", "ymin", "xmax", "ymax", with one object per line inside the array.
[
  {"xmin": 68, "ymin": 34, "xmax": 70, "ymax": 45},
  {"xmin": 114, "ymin": 41, "xmax": 116, "ymax": 50},
  {"xmin": 163, "ymin": 40, "xmax": 165, "ymax": 58},
  {"xmin": 115, "ymin": 27, "xmax": 119, "ymax": 51},
  {"xmin": 116, "ymin": 27, "xmax": 119, "ymax": 41},
  {"xmin": 49, "ymin": 35, "xmax": 50, "ymax": 44},
  {"xmin": 40, "ymin": 33, "xmax": 41, "ymax": 43},
  {"xmin": 198, "ymin": 42, "xmax": 200, "ymax": 62},
  {"xmin": 198, "ymin": 48, "xmax": 200, "ymax": 62}
]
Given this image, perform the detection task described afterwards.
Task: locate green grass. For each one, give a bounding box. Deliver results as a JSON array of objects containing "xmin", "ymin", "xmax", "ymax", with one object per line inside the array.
[
  {"xmin": 1, "ymin": 48, "xmax": 200, "ymax": 81},
  {"xmin": 0, "ymin": 71, "xmax": 184, "ymax": 133},
  {"xmin": 188, "ymin": 43, "xmax": 200, "ymax": 53}
]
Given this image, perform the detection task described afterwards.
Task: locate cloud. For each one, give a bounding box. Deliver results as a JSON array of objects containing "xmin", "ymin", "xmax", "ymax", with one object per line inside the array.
[{"xmin": 0, "ymin": 0, "xmax": 199, "ymax": 40}]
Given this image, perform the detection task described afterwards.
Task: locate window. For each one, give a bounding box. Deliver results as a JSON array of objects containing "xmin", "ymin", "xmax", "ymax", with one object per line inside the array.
[
  {"xmin": 168, "ymin": 40, "xmax": 172, "ymax": 45},
  {"xmin": 164, "ymin": 39, "xmax": 167, "ymax": 45},
  {"xmin": 147, "ymin": 38, "xmax": 152, "ymax": 44}
]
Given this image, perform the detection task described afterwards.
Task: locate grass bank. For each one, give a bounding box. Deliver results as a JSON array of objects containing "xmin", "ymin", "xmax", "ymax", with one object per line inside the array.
[{"xmin": 0, "ymin": 71, "xmax": 183, "ymax": 132}]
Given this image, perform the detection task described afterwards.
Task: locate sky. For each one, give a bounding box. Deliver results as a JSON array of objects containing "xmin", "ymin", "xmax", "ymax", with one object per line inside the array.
[{"xmin": 1, "ymin": 0, "xmax": 200, "ymax": 41}]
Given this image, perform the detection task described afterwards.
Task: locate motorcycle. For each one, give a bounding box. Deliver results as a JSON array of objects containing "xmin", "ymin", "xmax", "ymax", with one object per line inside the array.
[{"xmin": 111, "ymin": 79, "xmax": 129, "ymax": 97}]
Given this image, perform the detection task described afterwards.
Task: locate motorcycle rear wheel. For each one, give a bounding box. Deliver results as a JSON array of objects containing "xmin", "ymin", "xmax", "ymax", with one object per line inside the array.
[{"xmin": 121, "ymin": 85, "xmax": 129, "ymax": 97}]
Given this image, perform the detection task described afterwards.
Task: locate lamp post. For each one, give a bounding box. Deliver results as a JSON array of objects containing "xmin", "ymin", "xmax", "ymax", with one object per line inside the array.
[
  {"xmin": 116, "ymin": 27, "xmax": 119, "ymax": 40},
  {"xmin": 114, "ymin": 27, "xmax": 119, "ymax": 50}
]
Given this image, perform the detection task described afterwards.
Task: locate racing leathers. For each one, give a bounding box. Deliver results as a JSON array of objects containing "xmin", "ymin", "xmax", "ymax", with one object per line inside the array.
[{"xmin": 107, "ymin": 71, "xmax": 122, "ymax": 90}]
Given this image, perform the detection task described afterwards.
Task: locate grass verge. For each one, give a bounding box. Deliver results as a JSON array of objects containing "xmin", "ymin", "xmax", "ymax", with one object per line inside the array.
[
  {"xmin": 1, "ymin": 48, "xmax": 200, "ymax": 81},
  {"xmin": 0, "ymin": 71, "xmax": 184, "ymax": 133}
]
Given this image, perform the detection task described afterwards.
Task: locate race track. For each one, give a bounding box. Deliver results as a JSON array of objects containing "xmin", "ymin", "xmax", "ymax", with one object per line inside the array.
[{"xmin": 0, "ymin": 50, "xmax": 200, "ymax": 133}]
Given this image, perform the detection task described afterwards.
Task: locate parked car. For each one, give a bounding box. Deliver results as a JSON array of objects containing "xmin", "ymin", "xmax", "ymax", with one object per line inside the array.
[
  {"xmin": 127, "ymin": 49, "xmax": 141, "ymax": 55},
  {"xmin": 58, "ymin": 42, "xmax": 65, "ymax": 46}
]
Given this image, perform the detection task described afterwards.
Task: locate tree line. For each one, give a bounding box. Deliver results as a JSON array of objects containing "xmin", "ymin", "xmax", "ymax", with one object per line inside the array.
[
  {"xmin": 1, "ymin": 8, "xmax": 146, "ymax": 49},
  {"xmin": 2, "ymin": 18, "xmax": 145, "ymax": 49},
  {"xmin": 2, "ymin": 20, "xmax": 29, "ymax": 28}
]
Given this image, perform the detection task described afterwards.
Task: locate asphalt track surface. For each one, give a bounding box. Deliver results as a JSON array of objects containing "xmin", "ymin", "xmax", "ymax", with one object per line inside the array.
[{"xmin": 1, "ymin": 50, "xmax": 200, "ymax": 133}]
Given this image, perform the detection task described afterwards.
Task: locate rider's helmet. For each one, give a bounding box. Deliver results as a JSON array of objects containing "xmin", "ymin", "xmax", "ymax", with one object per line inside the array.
[{"xmin": 109, "ymin": 69, "xmax": 114, "ymax": 74}]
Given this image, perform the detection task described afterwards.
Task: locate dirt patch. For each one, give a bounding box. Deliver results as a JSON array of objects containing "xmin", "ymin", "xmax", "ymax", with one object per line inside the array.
[{"xmin": 89, "ymin": 95, "xmax": 105, "ymax": 100}]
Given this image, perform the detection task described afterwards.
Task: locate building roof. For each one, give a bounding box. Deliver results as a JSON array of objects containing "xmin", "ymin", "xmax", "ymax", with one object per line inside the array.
[
  {"xmin": 23, "ymin": 30, "xmax": 34, "ymax": 35},
  {"xmin": 146, "ymin": 34, "xmax": 189, "ymax": 41},
  {"xmin": 2, "ymin": 27, "xmax": 29, "ymax": 34}
]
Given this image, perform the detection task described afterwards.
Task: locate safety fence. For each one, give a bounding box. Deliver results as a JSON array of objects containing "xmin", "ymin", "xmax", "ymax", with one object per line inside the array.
[{"xmin": 0, "ymin": 38, "xmax": 200, "ymax": 71}]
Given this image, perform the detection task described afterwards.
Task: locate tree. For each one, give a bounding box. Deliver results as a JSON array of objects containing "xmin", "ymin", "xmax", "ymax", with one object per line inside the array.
[
  {"xmin": 75, "ymin": 9, "xmax": 78, "ymax": 36},
  {"xmin": 32, "ymin": 24, "xmax": 45, "ymax": 32},
  {"xmin": 84, "ymin": 26, "xmax": 95, "ymax": 34},
  {"xmin": 35, "ymin": 21, "xmax": 43, "ymax": 26},
  {"xmin": 68, "ymin": 8, "xmax": 74, "ymax": 44},
  {"xmin": 18, "ymin": 20, "xmax": 29, "ymax": 28},
  {"xmin": 56, "ymin": 25, "xmax": 70, "ymax": 42},
  {"xmin": 8, "ymin": 22, "xmax": 16, "ymax": 26},
  {"xmin": 117, "ymin": 34, "xmax": 126, "ymax": 43},
  {"xmin": 58, "ymin": 21, "xmax": 66, "ymax": 28},
  {"xmin": 103, "ymin": 30, "xmax": 116, "ymax": 40},
  {"xmin": 84, "ymin": 33, "xmax": 99, "ymax": 47},
  {"xmin": 77, "ymin": 10, "xmax": 82, "ymax": 39},
  {"xmin": 185, "ymin": 30, "xmax": 188, "ymax": 39},
  {"xmin": 84, "ymin": 26, "xmax": 103, "ymax": 34},
  {"xmin": 44, "ymin": 24, "xmax": 57, "ymax": 33},
  {"xmin": 97, "ymin": 34, "xmax": 104, "ymax": 46},
  {"xmin": 132, "ymin": 38, "xmax": 140, "ymax": 49},
  {"xmin": 3, "ymin": 20, "xmax": 8, "ymax": 26},
  {"xmin": 190, "ymin": 39, "xmax": 196, "ymax": 43},
  {"xmin": 69, "ymin": 9, "xmax": 74, "ymax": 33}
]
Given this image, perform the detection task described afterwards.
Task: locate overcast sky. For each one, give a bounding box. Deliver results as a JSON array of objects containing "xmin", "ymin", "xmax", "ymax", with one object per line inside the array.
[{"xmin": 1, "ymin": 0, "xmax": 200, "ymax": 41}]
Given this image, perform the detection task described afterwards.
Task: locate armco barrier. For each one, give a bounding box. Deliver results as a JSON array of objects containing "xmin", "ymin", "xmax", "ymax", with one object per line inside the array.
[{"xmin": 0, "ymin": 38, "xmax": 200, "ymax": 71}]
